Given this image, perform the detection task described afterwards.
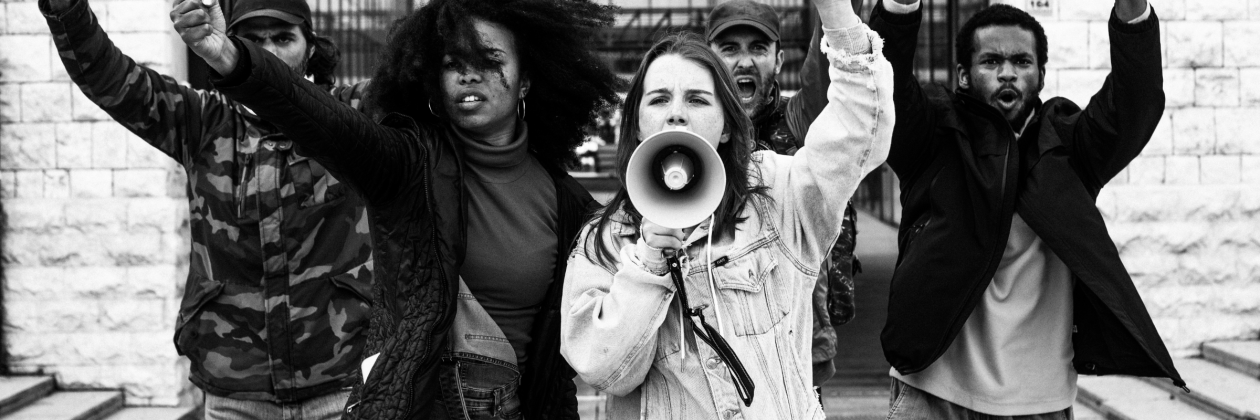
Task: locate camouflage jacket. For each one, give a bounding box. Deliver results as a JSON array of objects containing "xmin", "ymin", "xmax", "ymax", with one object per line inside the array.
[
  {"xmin": 43, "ymin": 0, "xmax": 373, "ymax": 403},
  {"xmin": 754, "ymin": 89, "xmax": 860, "ymax": 375}
]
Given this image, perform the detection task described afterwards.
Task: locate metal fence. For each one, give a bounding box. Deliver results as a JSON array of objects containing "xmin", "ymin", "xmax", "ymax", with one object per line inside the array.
[
  {"xmin": 598, "ymin": 0, "xmax": 817, "ymax": 90},
  {"xmin": 850, "ymin": 0, "xmax": 987, "ymax": 227},
  {"xmin": 309, "ymin": 0, "xmax": 415, "ymax": 85}
]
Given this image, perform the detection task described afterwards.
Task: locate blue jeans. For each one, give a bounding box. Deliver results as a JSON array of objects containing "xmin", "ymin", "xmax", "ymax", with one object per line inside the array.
[
  {"xmin": 204, "ymin": 389, "xmax": 352, "ymax": 420},
  {"xmin": 887, "ymin": 380, "xmax": 1073, "ymax": 420}
]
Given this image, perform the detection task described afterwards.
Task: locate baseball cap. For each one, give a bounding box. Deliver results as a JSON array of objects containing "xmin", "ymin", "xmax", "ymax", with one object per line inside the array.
[
  {"xmin": 228, "ymin": 0, "xmax": 312, "ymax": 30},
  {"xmin": 706, "ymin": 0, "xmax": 780, "ymax": 42}
]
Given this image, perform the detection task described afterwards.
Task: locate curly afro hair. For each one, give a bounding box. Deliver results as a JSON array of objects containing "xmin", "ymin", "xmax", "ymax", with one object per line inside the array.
[{"xmin": 366, "ymin": 0, "xmax": 622, "ymax": 168}]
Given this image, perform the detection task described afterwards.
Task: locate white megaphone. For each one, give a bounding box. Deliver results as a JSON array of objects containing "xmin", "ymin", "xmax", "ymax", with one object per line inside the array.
[{"xmin": 626, "ymin": 128, "xmax": 727, "ymax": 230}]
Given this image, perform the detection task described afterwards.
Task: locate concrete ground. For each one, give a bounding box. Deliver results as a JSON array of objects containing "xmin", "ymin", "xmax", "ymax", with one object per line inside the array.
[{"xmin": 822, "ymin": 210, "xmax": 899, "ymax": 419}]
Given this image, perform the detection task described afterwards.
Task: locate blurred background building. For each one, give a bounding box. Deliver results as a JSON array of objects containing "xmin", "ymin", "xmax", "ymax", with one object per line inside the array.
[{"xmin": 0, "ymin": 0, "xmax": 1257, "ymax": 418}]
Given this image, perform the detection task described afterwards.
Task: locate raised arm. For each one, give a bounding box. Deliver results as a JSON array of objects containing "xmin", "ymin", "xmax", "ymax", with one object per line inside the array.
[
  {"xmin": 784, "ymin": 0, "xmax": 864, "ymax": 141},
  {"xmin": 560, "ymin": 233, "xmax": 677, "ymax": 396},
  {"xmin": 1062, "ymin": 3, "xmax": 1161, "ymax": 189},
  {"xmin": 41, "ymin": 0, "xmax": 221, "ymax": 165},
  {"xmin": 868, "ymin": 0, "xmax": 938, "ymax": 177},
  {"xmin": 768, "ymin": 10, "xmax": 894, "ymax": 271},
  {"xmin": 173, "ymin": 0, "xmax": 418, "ymax": 204}
]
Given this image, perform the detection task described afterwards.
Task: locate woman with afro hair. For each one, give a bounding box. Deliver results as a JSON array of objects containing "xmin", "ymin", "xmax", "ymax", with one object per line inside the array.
[{"xmin": 171, "ymin": 0, "xmax": 621, "ymax": 418}]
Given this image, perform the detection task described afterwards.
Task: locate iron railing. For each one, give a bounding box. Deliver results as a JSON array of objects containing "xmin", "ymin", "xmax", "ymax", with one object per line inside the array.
[
  {"xmin": 309, "ymin": 0, "xmax": 415, "ymax": 85},
  {"xmin": 598, "ymin": 1, "xmax": 816, "ymax": 90},
  {"xmin": 187, "ymin": 0, "xmax": 415, "ymax": 89},
  {"xmin": 850, "ymin": 0, "xmax": 987, "ymax": 227}
]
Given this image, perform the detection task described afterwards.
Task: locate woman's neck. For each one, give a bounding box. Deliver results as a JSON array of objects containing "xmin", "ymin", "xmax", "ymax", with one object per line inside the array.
[{"xmin": 456, "ymin": 119, "xmax": 518, "ymax": 147}]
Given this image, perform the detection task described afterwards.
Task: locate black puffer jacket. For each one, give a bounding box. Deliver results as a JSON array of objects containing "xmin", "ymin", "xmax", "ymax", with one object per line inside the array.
[{"xmin": 213, "ymin": 38, "xmax": 594, "ymax": 420}]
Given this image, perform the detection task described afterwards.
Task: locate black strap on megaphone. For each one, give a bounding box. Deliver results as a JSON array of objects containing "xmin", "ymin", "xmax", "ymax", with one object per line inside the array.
[{"xmin": 665, "ymin": 253, "xmax": 755, "ymax": 406}]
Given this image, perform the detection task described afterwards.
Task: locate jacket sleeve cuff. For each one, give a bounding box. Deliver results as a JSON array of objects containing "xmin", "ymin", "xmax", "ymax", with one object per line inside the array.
[
  {"xmin": 821, "ymin": 27, "xmax": 885, "ymax": 71},
  {"xmin": 40, "ymin": 0, "xmax": 92, "ymax": 29},
  {"xmin": 632, "ymin": 239, "xmax": 671, "ymax": 276},
  {"xmin": 1125, "ymin": 3, "xmax": 1152, "ymax": 24},
  {"xmin": 822, "ymin": 24, "xmax": 874, "ymax": 56},
  {"xmin": 210, "ymin": 37, "xmax": 255, "ymax": 88},
  {"xmin": 1112, "ymin": 5, "xmax": 1159, "ymax": 33}
]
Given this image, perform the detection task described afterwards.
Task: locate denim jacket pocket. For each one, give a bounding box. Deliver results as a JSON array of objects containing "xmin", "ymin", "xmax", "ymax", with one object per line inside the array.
[{"xmin": 713, "ymin": 249, "xmax": 788, "ymax": 336}]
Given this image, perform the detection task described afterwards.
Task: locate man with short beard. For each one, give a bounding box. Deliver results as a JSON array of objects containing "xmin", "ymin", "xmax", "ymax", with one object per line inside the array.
[
  {"xmin": 705, "ymin": 0, "xmax": 862, "ymax": 398},
  {"xmin": 870, "ymin": 0, "xmax": 1185, "ymax": 418},
  {"xmin": 40, "ymin": 0, "xmax": 373, "ymax": 418}
]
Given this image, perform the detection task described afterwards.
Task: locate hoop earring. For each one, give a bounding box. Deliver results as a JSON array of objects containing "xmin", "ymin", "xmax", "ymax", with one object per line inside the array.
[
  {"xmin": 428, "ymin": 100, "xmax": 439, "ymax": 118},
  {"xmin": 517, "ymin": 98, "xmax": 526, "ymax": 120}
]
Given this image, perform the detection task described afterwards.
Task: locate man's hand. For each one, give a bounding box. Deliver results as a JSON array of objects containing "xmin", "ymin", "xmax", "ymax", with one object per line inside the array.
[
  {"xmin": 171, "ymin": 0, "xmax": 238, "ymax": 75},
  {"xmin": 1115, "ymin": 0, "xmax": 1147, "ymax": 22}
]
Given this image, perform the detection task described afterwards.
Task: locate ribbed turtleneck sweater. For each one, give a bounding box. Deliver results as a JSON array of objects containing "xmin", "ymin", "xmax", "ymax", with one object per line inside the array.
[{"xmin": 455, "ymin": 123, "xmax": 558, "ymax": 366}]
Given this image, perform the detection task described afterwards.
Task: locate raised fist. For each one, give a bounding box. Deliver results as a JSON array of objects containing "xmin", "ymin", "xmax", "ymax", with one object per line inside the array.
[{"xmin": 171, "ymin": 0, "xmax": 236, "ymax": 74}]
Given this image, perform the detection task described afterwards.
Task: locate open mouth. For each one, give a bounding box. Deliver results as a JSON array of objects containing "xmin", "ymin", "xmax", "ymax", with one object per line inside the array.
[
  {"xmin": 735, "ymin": 76, "xmax": 757, "ymax": 102},
  {"xmin": 455, "ymin": 92, "xmax": 486, "ymax": 110},
  {"xmin": 995, "ymin": 89, "xmax": 1020, "ymax": 107}
]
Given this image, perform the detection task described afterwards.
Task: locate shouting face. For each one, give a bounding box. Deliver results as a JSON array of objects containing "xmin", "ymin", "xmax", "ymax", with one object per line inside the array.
[
  {"xmin": 710, "ymin": 26, "xmax": 783, "ymax": 119},
  {"xmin": 958, "ymin": 25, "xmax": 1044, "ymax": 128}
]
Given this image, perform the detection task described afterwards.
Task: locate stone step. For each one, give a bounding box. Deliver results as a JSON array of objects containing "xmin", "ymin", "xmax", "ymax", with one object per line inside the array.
[
  {"xmin": 101, "ymin": 406, "xmax": 199, "ymax": 420},
  {"xmin": 815, "ymin": 385, "xmax": 1106, "ymax": 420},
  {"xmin": 0, "ymin": 391, "xmax": 123, "ymax": 420},
  {"xmin": 1072, "ymin": 401, "xmax": 1106, "ymax": 420},
  {"xmin": 1204, "ymin": 341, "xmax": 1260, "ymax": 379},
  {"xmin": 0, "ymin": 377, "xmax": 56, "ymax": 417},
  {"xmin": 1077, "ymin": 376, "xmax": 1217, "ymax": 420},
  {"xmin": 1142, "ymin": 357, "xmax": 1260, "ymax": 420}
]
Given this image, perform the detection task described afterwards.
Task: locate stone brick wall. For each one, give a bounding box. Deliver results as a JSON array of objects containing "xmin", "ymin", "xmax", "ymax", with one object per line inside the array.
[
  {"xmin": 0, "ymin": 0, "xmax": 195, "ymax": 406},
  {"xmin": 1014, "ymin": 0, "xmax": 1260, "ymax": 356}
]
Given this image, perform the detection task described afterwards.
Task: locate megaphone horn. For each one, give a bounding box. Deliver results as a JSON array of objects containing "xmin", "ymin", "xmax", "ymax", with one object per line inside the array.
[{"xmin": 626, "ymin": 128, "xmax": 727, "ymax": 230}]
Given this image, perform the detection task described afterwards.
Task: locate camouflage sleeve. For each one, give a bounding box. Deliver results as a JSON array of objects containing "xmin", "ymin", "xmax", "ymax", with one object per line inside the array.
[
  {"xmin": 41, "ymin": 0, "xmax": 218, "ymax": 166},
  {"xmin": 214, "ymin": 39, "xmax": 420, "ymax": 205}
]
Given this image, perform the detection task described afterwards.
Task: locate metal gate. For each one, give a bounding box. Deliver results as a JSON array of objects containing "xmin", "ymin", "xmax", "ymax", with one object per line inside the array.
[
  {"xmin": 852, "ymin": 0, "xmax": 988, "ymax": 227},
  {"xmin": 187, "ymin": 0, "xmax": 415, "ymax": 88},
  {"xmin": 309, "ymin": 0, "xmax": 416, "ymax": 85}
]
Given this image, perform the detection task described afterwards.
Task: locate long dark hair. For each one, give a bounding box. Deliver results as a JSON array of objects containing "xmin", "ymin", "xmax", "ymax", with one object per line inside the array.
[
  {"xmin": 584, "ymin": 32, "xmax": 768, "ymax": 268},
  {"xmin": 304, "ymin": 27, "xmax": 339, "ymax": 86},
  {"xmin": 365, "ymin": 0, "xmax": 621, "ymax": 168}
]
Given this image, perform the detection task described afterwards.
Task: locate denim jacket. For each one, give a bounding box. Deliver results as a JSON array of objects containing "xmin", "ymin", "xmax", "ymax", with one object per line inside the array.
[{"xmin": 560, "ymin": 28, "xmax": 893, "ymax": 420}]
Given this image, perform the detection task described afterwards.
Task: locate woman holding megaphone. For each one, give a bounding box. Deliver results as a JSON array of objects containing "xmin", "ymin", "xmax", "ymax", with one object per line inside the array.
[{"xmin": 559, "ymin": 0, "xmax": 891, "ymax": 418}]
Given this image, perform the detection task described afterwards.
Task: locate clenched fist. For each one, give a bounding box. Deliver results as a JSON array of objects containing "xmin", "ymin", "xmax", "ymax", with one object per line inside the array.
[{"xmin": 171, "ymin": 0, "xmax": 238, "ymax": 75}]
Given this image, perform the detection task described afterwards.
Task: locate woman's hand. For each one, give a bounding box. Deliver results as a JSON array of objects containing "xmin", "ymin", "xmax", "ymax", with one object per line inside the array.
[
  {"xmin": 171, "ymin": 0, "xmax": 238, "ymax": 75},
  {"xmin": 636, "ymin": 219, "xmax": 687, "ymax": 275}
]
